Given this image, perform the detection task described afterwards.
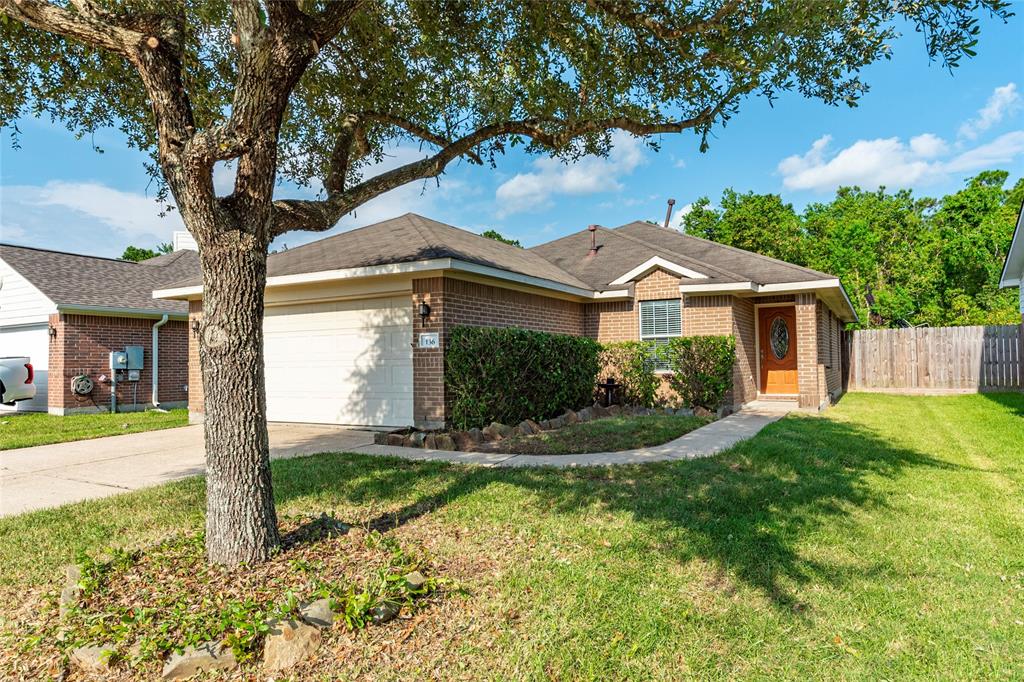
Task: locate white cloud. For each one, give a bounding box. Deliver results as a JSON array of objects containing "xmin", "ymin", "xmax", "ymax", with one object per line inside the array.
[
  {"xmin": 959, "ymin": 83, "xmax": 1020, "ymax": 140},
  {"xmin": 213, "ymin": 162, "xmax": 236, "ymax": 195},
  {"xmin": 35, "ymin": 181, "xmax": 183, "ymax": 237},
  {"xmin": 943, "ymin": 130, "xmax": 1024, "ymax": 172},
  {"xmin": 495, "ymin": 131, "xmax": 647, "ymax": 216},
  {"xmin": 779, "ymin": 135, "xmax": 936, "ymax": 190},
  {"xmin": 909, "ymin": 133, "xmax": 948, "ymax": 158},
  {"xmin": 777, "ymin": 130, "xmax": 1024, "ymax": 192}
]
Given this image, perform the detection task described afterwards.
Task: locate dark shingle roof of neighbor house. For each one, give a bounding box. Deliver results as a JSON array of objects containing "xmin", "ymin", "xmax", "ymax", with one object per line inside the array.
[{"xmin": 0, "ymin": 243, "xmax": 200, "ymax": 314}]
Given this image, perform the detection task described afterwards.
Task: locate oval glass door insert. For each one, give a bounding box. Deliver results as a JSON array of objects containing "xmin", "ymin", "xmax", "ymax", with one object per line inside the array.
[{"xmin": 770, "ymin": 317, "xmax": 790, "ymax": 360}]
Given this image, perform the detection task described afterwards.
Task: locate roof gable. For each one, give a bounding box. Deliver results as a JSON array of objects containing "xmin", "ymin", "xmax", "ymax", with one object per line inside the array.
[{"xmin": 615, "ymin": 221, "xmax": 836, "ymax": 285}]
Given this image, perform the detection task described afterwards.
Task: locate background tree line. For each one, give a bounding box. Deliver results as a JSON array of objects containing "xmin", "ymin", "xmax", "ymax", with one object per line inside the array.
[{"xmin": 681, "ymin": 170, "xmax": 1023, "ymax": 328}]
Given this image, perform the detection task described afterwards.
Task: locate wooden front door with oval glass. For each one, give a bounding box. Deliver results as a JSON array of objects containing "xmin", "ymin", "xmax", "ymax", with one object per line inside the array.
[{"xmin": 758, "ymin": 306, "xmax": 798, "ymax": 395}]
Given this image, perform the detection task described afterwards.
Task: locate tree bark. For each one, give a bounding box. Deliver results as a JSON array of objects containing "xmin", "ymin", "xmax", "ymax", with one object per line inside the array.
[{"xmin": 197, "ymin": 224, "xmax": 278, "ymax": 565}]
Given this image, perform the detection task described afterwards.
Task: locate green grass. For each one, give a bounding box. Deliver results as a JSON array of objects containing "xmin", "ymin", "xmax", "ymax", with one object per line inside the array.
[
  {"xmin": 0, "ymin": 408, "xmax": 187, "ymax": 450},
  {"xmin": 1, "ymin": 393, "xmax": 1022, "ymax": 679},
  {"xmin": 495, "ymin": 414, "xmax": 708, "ymax": 454}
]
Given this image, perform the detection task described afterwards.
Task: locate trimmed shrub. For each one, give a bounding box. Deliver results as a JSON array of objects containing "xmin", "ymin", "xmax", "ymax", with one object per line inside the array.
[
  {"xmin": 446, "ymin": 326, "xmax": 601, "ymax": 430},
  {"xmin": 663, "ymin": 336, "xmax": 736, "ymax": 409},
  {"xmin": 598, "ymin": 341, "xmax": 662, "ymax": 408}
]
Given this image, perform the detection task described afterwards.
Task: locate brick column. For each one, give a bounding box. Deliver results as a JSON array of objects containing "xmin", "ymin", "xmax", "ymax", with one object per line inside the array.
[
  {"xmin": 47, "ymin": 313, "xmax": 65, "ymax": 414},
  {"xmin": 188, "ymin": 300, "xmax": 204, "ymax": 423},
  {"xmin": 795, "ymin": 293, "xmax": 820, "ymax": 409},
  {"xmin": 412, "ymin": 277, "xmax": 446, "ymax": 429}
]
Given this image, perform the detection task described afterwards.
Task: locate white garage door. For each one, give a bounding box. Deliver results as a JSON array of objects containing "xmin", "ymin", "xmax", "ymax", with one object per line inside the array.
[
  {"xmin": 263, "ymin": 296, "xmax": 413, "ymax": 427},
  {"xmin": 0, "ymin": 323, "xmax": 49, "ymax": 412}
]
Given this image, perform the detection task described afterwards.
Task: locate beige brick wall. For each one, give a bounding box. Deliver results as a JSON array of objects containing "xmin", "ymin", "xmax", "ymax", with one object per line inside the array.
[
  {"xmin": 412, "ymin": 275, "xmax": 586, "ymax": 428},
  {"xmin": 795, "ymin": 293, "xmax": 821, "ymax": 408},
  {"xmin": 188, "ymin": 300, "xmax": 203, "ymax": 420},
  {"xmin": 731, "ymin": 298, "xmax": 757, "ymax": 405}
]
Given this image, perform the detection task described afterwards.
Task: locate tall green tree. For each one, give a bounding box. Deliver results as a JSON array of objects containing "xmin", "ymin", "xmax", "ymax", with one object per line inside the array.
[
  {"xmin": 121, "ymin": 242, "xmax": 173, "ymax": 261},
  {"xmin": 681, "ymin": 190, "xmax": 804, "ymax": 263},
  {"xmin": 480, "ymin": 229, "xmax": 521, "ymax": 248},
  {"xmin": 0, "ymin": 0, "xmax": 1007, "ymax": 565},
  {"xmin": 803, "ymin": 187, "xmax": 941, "ymax": 327},
  {"xmin": 933, "ymin": 171, "xmax": 1023, "ymax": 325}
]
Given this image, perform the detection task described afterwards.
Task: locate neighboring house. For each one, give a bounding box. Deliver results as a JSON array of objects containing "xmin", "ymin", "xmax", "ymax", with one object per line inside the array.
[
  {"xmin": 0, "ymin": 241, "xmax": 200, "ymax": 414},
  {"xmin": 999, "ymin": 203, "xmax": 1024, "ymax": 323},
  {"xmin": 156, "ymin": 213, "xmax": 857, "ymax": 429}
]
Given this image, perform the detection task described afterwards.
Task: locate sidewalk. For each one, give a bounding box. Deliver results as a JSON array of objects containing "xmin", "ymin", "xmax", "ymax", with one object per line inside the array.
[{"xmin": 349, "ymin": 404, "xmax": 792, "ymax": 468}]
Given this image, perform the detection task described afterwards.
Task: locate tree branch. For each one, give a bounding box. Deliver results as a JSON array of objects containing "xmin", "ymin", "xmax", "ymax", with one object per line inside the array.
[
  {"xmin": 0, "ymin": 0, "xmax": 141, "ymax": 54},
  {"xmin": 586, "ymin": 0, "xmax": 741, "ymax": 39},
  {"xmin": 271, "ymin": 104, "xmax": 730, "ymax": 237},
  {"xmin": 363, "ymin": 112, "xmax": 484, "ymax": 165}
]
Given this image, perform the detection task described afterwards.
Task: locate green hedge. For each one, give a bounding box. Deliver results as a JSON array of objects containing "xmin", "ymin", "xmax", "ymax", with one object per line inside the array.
[
  {"xmin": 662, "ymin": 335, "xmax": 736, "ymax": 409},
  {"xmin": 598, "ymin": 341, "xmax": 662, "ymax": 408},
  {"xmin": 446, "ymin": 326, "xmax": 601, "ymax": 430}
]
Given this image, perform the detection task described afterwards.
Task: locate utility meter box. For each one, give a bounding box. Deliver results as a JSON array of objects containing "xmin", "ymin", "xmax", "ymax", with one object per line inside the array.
[
  {"xmin": 127, "ymin": 369, "xmax": 141, "ymax": 381},
  {"xmin": 110, "ymin": 350, "xmax": 128, "ymax": 370},
  {"xmin": 125, "ymin": 345, "xmax": 144, "ymax": 370}
]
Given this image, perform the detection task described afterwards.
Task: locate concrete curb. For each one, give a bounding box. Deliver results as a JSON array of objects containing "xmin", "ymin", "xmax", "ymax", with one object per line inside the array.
[{"xmin": 348, "ymin": 409, "xmax": 789, "ymax": 468}]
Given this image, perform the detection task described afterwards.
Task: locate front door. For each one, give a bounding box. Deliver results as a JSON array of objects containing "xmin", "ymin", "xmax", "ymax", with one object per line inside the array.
[{"xmin": 758, "ymin": 306, "xmax": 798, "ymax": 395}]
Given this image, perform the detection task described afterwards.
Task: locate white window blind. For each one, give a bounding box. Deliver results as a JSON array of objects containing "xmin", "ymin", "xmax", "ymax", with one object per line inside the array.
[{"xmin": 639, "ymin": 299, "xmax": 682, "ymax": 371}]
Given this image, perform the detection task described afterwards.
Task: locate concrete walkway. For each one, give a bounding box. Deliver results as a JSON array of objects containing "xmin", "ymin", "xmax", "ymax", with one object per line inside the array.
[
  {"xmin": 348, "ymin": 404, "xmax": 792, "ymax": 468},
  {"xmin": 0, "ymin": 423, "xmax": 373, "ymax": 517}
]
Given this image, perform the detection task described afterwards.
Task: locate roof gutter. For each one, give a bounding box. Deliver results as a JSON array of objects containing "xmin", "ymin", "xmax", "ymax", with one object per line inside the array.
[
  {"xmin": 154, "ymin": 257, "xmax": 631, "ymax": 302},
  {"xmin": 56, "ymin": 304, "xmax": 188, "ymax": 320},
  {"xmin": 678, "ymin": 278, "xmax": 859, "ymax": 323}
]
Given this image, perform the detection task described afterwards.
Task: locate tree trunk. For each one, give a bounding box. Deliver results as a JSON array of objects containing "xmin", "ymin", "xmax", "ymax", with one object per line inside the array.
[{"xmin": 198, "ymin": 227, "xmax": 279, "ymax": 565}]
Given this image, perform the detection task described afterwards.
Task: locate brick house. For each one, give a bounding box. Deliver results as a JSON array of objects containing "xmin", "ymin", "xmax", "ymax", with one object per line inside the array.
[
  {"xmin": 0, "ymin": 243, "xmax": 200, "ymax": 414},
  {"xmin": 155, "ymin": 214, "xmax": 857, "ymax": 429}
]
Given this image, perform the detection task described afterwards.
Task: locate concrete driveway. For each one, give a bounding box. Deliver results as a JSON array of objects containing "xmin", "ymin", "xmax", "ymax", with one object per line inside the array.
[{"xmin": 0, "ymin": 423, "xmax": 373, "ymax": 517}]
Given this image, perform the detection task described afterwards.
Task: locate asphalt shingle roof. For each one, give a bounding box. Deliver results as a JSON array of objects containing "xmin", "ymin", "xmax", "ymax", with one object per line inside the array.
[
  {"xmin": 615, "ymin": 221, "xmax": 836, "ymax": 284},
  {"xmin": 168, "ymin": 213, "xmax": 593, "ymax": 291},
  {"xmin": 0, "ymin": 244, "xmax": 200, "ymax": 314},
  {"xmin": 155, "ymin": 214, "xmax": 842, "ymax": 306}
]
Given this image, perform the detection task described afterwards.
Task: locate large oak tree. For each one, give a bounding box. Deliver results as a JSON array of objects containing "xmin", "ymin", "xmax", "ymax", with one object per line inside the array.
[{"xmin": 0, "ymin": 0, "xmax": 1009, "ymax": 565}]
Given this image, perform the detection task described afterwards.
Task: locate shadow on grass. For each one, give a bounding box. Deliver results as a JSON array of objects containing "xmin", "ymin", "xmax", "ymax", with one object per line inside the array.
[
  {"xmin": 981, "ymin": 391, "xmax": 1024, "ymax": 417},
  {"xmin": 270, "ymin": 414, "xmax": 957, "ymax": 611}
]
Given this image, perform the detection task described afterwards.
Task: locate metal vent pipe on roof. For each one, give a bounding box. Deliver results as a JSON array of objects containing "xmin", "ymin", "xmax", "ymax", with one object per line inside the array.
[
  {"xmin": 587, "ymin": 224, "xmax": 599, "ymax": 256},
  {"xmin": 663, "ymin": 198, "xmax": 676, "ymax": 228}
]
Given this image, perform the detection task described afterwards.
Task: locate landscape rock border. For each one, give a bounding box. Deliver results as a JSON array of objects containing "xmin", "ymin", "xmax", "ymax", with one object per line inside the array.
[
  {"xmin": 64, "ymin": 569, "xmax": 430, "ymax": 680},
  {"xmin": 373, "ymin": 403, "xmax": 725, "ymax": 453}
]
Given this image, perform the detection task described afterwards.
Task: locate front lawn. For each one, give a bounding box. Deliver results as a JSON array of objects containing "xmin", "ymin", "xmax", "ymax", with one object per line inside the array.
[
  {"xmin": 492, "ymin": 413, "xmax": 708, "ymax": 454},
  {"xmin": 0, "ymin": 408, "xmax": 187, "ymax": 450},
  {"xmin": 1, "ymin": 393, "xmax": 1021, "ymax": 680}
]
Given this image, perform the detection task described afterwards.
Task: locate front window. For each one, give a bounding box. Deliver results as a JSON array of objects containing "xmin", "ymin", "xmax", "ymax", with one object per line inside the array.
[{"xmin": 639, "ymin": 298, "xmax": 682, "ymax": 371}]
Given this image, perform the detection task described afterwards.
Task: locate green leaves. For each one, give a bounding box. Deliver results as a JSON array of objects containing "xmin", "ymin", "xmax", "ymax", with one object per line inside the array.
[
  {"xmin": 599, "ymin": 341, "xmax": 663, "ymax": 408},
  {"xmin": 446, "ymin": 326, "xmax": 601, "ymax": 430},
  {"xmin": 662, "ymin": 336, "xmax": 736, "ymax": 410}
]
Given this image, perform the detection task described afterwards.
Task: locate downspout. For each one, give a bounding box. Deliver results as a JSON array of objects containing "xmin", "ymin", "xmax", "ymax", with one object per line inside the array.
[{"xmin": 151, "ymin": 314, "xmax": 169, "ymax": 408}]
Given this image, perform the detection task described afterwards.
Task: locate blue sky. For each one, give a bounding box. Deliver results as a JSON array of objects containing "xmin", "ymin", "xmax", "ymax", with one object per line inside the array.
[{"xmin": 1, "ymin": 13, "xmax": 1022, "ymax": 258}]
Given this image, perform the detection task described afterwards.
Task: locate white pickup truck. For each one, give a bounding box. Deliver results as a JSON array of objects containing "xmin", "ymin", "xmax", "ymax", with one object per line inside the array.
[{"xmin": 0, "ymin": 357, "xmax": 36, "ymax": 405}]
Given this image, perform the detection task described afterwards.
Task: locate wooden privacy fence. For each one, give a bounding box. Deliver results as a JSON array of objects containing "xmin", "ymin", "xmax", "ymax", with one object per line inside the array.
[{"xmin": 847, "ymin": 324, "xmax": 1024, "ymax": 393}]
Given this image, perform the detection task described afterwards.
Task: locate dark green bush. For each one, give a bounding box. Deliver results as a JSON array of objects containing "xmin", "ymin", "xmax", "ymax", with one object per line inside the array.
[
  {"xmin": 446, "ymin": 326, "xmax": 601, "ymax": 430},
  {"xmin": 598, "ymin": 341, "xmax": 662, "ymax": 408},
  {"xmin": 663, "ymin": 336, "xmax": 736, "ymax": 409}
]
